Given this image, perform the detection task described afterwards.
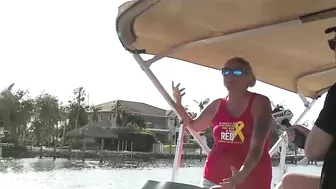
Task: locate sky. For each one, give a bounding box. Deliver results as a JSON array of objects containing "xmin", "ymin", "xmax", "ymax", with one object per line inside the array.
[{"xmin": 0, "ymin": 0, "xmax": 328, "ymax": 127}]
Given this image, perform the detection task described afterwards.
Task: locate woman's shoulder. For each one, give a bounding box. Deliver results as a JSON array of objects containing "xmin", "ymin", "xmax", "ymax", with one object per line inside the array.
[
  {"xmin": 208, "ymin": 98, "xmax": 224, "ymax": 114},
  {"xmin": 251, "ymin": 93, "xmax": 272, "ymax": 111},
  {"xmin": 251, "ymin": 92, "xmax": 270, "ymax": 102},
  {"xmin": 210, "ymin": 98, "xmax": 224, "ymax": 108}
]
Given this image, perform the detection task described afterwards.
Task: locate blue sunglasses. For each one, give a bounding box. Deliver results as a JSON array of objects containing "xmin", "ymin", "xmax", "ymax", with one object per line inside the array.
[{"xmin": 221, "ymin": 68, "xmax": 246, "ymax": 76}]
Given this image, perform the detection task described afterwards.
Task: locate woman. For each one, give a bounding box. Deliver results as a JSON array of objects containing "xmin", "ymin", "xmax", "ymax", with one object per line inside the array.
[{"xmin": 172, "ymin": 57, "xmax": 274, "ymax": 189}]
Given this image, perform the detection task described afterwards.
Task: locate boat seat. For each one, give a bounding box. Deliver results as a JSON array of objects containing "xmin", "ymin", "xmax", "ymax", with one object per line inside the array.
[{"xmin": 140, "ymin": 180, "xmax": 204, "ymax": 189}]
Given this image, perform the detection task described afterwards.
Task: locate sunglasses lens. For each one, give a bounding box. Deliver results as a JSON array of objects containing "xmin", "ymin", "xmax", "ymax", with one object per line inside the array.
[
  {"xmin": 232, "ymin": 70, "xmax": 243, "ymax": 76},
  {"xmin": 222, "ymin": 68, "xmax": 245, "ymax": 76},
  {"xmin": 222, "ymin": 68, "xmax": 230, "ymax": 76}
]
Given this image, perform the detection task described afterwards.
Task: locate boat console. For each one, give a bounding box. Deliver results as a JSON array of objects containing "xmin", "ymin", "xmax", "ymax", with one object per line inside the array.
[{"xmin": 140, "ymin": 180, "xmax": 203, "ymax": 189}]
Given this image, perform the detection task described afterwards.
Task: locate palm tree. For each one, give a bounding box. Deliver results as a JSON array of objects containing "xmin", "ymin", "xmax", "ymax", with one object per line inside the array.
[
  {"xmin": 194, "ymin": 98, "xmax": 210, "ymax": 134},
  {"xmin": 0, "ymin": 83, "xmax": 33, "ymax": 144},
  {"xmin": 193, "ymin": 98, "xmax": 210, "ymax": 112},
  {"xmin": 73, "ymin": 87, "xmax": 85, "ymax": 130},
  {"xmin": 110, "ymin": 100, "xmax": 129, "ymax": 127},
  {"xmin": 59, "ymin": 104, "xmax": 68, "ymax": 147},
  {"xmin": 194, "ymin": 98, "xmax": 213, "ymax": 148},
  {"xmin": 33, "ymin": 93, "xmax": 61, "ymax": 145},
  {"xmin": 110, "ymin": 100, "xmax": 147, "ymax": 129},
  {"xmin": 67, "ymin": 88, "xmax": 89, "ymax": 131},
  {"xmin": 90, "ymin": 105, "xmax": 102, "ymax": 126},
  {"xmin": 18, "ymin": 99, "xmax": 34, "ymax": 144}
]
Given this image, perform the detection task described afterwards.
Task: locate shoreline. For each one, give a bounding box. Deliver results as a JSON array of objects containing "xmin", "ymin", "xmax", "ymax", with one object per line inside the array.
[
  {"xmin": 4, "ymin": 148, "xmax": 303, "ymax": 166},
  {"xmin": 14, "ymin": 148, "xmax": 208, "ymax": 160}
]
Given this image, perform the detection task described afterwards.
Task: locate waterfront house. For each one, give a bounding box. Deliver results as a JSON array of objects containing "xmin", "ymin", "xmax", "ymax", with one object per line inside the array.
[{"xmin": 88, "ymin": 100, "xmax": 179, "ymax": 144}]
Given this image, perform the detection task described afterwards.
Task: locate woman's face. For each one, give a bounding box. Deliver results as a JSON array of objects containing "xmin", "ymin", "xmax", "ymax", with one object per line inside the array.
[{"xmin": 222, "ymin": 60, "xmax": 252, "ymax": 92}]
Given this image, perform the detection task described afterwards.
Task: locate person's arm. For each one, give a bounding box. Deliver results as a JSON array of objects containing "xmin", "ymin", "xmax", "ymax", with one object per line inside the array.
[
  {"xmin": 176, "ymin": 99, "xmax": 221, "ymax": 132},
  {"xmin": 239, "ymin": 95, "xmax": 273, "ymax": 178},
  {"xmin": 305, "ymin": 84, "xmax": 336, "ymax": 161}
]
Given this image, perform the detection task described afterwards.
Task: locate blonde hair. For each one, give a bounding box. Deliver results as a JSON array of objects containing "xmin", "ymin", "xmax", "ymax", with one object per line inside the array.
[{"xmin": 226, "ymin": 57, "xmax": 256, "ymax": 87}]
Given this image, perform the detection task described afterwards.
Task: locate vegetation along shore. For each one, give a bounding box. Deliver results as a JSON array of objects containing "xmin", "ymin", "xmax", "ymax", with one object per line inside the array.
[{"xmin": 0, "ymin": 83, "xmax": 294, "ymax": 161}]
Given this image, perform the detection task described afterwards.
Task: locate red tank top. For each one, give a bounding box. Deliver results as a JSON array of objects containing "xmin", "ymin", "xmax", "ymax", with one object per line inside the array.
[{"xmin": 203, "ymin": 93, "xmax": 272, "ymax": 189}]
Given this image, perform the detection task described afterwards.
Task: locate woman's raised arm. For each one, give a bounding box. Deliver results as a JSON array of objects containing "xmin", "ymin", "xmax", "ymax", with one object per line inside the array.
[
  {"xmin": 172, "ymin": 81, "xmax": 221, "ymax": 132},
  {"xmin": 183, "ymin": 99, "xmax": 221, "ymax": 132}
]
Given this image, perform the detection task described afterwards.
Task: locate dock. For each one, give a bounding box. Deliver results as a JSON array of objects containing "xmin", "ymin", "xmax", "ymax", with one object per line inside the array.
[{"xmin": 272, "ymin": 154, "xmax": 306, "ymax": 164}]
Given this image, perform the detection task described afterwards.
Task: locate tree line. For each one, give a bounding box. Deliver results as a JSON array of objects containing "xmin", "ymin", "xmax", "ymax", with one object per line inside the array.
[
  {"xmin": 0, "ymin": 83, "xmax": 146, "ymax": 146},
  {"xmin": 0, "ymin": 82, "xmax": 291, "ymax": 150}
]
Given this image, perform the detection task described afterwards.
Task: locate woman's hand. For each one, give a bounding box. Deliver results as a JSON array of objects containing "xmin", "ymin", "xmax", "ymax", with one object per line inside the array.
[
  {"xmin": 171, "ymin": 81, "xmax": 191, "ymax": 126},
  {"xmin": 219, "ymin": 167, "xmax": 244, "ymax": 189},
  {"xmin": 172, "ymin": 81, "xmax": 185, "ymax": 105}
]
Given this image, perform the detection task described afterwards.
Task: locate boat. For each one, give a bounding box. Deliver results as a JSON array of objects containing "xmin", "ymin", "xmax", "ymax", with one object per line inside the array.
[{"xmin": 115, "ymin": 0, "xmax": 336, "ymax": 188}]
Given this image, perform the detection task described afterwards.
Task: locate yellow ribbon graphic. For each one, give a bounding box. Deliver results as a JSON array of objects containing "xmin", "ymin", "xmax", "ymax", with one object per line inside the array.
[{"xmin": 233, "ymin": 121, "xmax": 245, "ymax": 142}]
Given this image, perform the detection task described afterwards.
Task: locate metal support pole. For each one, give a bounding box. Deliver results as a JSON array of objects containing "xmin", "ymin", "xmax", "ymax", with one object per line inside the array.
[{"xmin": 132, "ymin": 53, "xmax": 210, "ymax": 182}]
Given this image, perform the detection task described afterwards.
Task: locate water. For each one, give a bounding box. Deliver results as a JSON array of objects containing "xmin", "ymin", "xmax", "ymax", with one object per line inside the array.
[{"xmin": 0, "ymin": 158, "xmax": 322, "ymax": 189}]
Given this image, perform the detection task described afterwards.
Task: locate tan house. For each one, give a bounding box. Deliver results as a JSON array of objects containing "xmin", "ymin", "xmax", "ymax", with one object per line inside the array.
[{"xmin": 88, "ymin": 100, "xmax": 179, "ymax": 144}]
